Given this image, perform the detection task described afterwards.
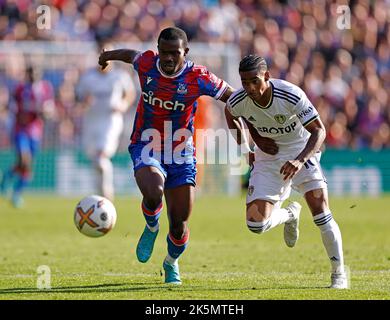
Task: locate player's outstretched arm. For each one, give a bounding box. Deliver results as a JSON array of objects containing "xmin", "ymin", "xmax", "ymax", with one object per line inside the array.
[
  {"xmin": 98, "ymin": 49, "xmax": 141, "ymax": 70},
  {"xmin": 225, "ymin": 106, "xmax": 254, "ymax": 165},
  {"xmin": 219, "ymin": 86, "xmax": 235, "ymax": 103},
  {"xmin": 280, "ymin": 118, "xmax": 326, "ymax": 180},
  {"xmin": 224, "ymin": 105, "xmax": 245, "ymax": 146}
]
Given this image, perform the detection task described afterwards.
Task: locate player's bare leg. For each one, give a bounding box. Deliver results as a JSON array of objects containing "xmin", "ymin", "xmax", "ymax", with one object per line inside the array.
[
  {"xmin": 11, "ymin": 150, "xmax": 32, "ymax": 208},
  {"xmin": 94, "ymin": 150, "xmax": 114, "ymax": 202},
  {"xmin": 246, "ymin": 199, "xmax": 274, "ymax": 223},
  {"xmin": 162, "ymin": 184, "xmax": 194, "ymax": 284},
  {"xmin": 305, "ymin": 188, "xmax": 347, "ymax": 289},
  {"xmin": 135, "ymin": 166, "xmax": 165, "ymax": 263},
  {"xmin": 1, "ymin": 166, "xmax": 15, "ymax": 197},
  {"xmin": 246, "ymin": 199, "xmax": 300, "ymax": 247}
]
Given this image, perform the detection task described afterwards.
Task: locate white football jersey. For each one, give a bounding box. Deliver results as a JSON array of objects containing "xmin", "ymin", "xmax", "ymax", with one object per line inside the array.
[
  {"xmin": 77, "ymin": 68, "xmax": 134, "ymax": 125},
  {"xmin": 227, "ymin": 78, "xmax": 319, "ymax": 161}
]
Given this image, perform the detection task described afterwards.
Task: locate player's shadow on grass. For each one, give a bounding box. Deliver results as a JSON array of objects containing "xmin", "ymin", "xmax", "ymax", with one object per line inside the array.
[
  {"xmin": 0, "ymin": 282, "xmax": 166, "ymax": 295},
  {"xmin": 0, "ymin": 283, "xmax": 323, "ymax": 295}
]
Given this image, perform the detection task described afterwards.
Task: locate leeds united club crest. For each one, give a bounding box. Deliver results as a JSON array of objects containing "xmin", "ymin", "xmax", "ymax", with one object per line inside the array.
[{"xmin": 274, "ymin": 114, "xmax": 287, "ymax": 124}]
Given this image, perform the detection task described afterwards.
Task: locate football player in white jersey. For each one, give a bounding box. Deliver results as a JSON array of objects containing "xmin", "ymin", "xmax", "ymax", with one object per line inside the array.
[
  {"xmin": 225, "ymin": 54, "xmax": 348, "ymax": 289},
  {"xmin": 77, "ymin": 46, "xmax": 136, "ymax": 202}
]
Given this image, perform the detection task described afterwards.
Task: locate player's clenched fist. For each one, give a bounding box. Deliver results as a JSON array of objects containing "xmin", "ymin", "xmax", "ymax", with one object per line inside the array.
[{"xmin": 98, "ymin": 49, "xmax": 109, "ymax": 70}]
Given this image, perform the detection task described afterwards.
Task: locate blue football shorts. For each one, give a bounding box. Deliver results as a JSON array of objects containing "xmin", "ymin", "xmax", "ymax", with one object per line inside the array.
[
  {"xmin": 128, "ymin": 143, "xmax": 197, "ymax": 189},
  {"xmin": 14, "ymin": 131, "xmax": 40, "ymax": 158}
]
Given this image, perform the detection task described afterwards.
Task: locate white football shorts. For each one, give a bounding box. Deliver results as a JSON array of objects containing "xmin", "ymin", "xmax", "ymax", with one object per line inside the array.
[{"xmin": 246, "ymin": 152, "xmax": 327, "ymax": 204}]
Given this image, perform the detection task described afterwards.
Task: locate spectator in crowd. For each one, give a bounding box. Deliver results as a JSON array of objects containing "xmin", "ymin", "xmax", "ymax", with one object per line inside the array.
[{"xmin": 0, "ymin": 0, "xmax": 388, "ymax": 149}]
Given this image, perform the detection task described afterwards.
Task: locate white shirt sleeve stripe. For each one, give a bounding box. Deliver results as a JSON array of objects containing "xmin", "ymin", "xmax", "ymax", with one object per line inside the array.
[{"xmin": 214, "ymin": 81, "xmax": 228, "ymax": 100}]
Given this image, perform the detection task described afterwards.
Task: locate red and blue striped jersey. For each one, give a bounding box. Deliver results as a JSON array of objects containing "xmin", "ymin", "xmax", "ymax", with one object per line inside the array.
[
  {"xmin": 130, "ymin": 50, "xmax": 227, "ymax": 150},
  {"xmin": 13, "ymin": 80, "xmax": 53, "ymax": 139}
]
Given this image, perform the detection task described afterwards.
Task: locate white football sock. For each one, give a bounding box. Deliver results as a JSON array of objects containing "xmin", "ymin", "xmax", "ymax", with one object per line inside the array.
[
  {"xmin": 247, "ymin": 207, "xmax": 293, "ymax": 234},
  {"xmin": 314, "ymin": 212, "xmax": 345, "ymax": 274},
  {"xmin": 146, "ymin": 223, "xmax": 159, "ymax": 233},
  {"xmin": 164, "ymin": 253, "xmax": 178, "ymax": 265},
  {"xmin": 97, "ymin": 157, "xmax": 114, "ymax": 201}
]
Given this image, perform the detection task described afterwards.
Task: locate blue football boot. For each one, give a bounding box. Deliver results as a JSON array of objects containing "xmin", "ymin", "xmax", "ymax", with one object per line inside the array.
[
  {"xmin": 136, "ymin": 226, "xmax": 159, "ymax": 263},
  {"xmin": 163, "ymin": 260, "xmax": 182, "ymax": 285}
]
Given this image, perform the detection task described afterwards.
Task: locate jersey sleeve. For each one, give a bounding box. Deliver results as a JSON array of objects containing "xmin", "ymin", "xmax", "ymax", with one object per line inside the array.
[
  {"xmin": 197, "ymin": 68, "xmax": 228, "ymax": 100},
  {"xmin": 226, "ymin": 89, "xmax": 246, "ymax": 118},
  {"xmin": 133, "ymin": 50, "xmax": 156, "ymax": 74},
  {"xmin": 293, "ymin": 89, "xmax": 319, "ymax": 127}
]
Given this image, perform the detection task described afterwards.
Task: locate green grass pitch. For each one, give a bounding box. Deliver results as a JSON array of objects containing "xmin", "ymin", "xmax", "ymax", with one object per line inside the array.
[{"xmin": 0, "ymin": 194, "xmax": 389, "ymax": 300}]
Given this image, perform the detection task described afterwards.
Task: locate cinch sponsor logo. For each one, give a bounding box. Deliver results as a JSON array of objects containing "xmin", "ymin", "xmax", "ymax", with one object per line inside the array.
[
  {"xmin": 256, "ymin": 121, "xmax": 297, "ymax": 134},
  {"xmin": 297, "ymin": 106, "xmax": 313, "ymax": 119},
  {"xmin": 142, "ymin": 91, "xmax": 185, "ymax": 111}
]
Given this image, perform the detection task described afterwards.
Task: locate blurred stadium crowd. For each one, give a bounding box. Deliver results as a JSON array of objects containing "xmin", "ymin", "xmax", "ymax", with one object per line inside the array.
[{"xmin": 0, "ymin": 0, "xmax": 389, "ymax": 150}]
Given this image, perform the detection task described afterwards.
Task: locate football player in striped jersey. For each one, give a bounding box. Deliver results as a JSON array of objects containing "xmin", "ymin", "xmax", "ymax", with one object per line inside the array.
[
  {"xmin": 99, "ymin": 27, "xmax": 234, "ymax": 284},
  {"xmin": 1, "ymin": 66, "xmax": 54, "ymax": 207}
]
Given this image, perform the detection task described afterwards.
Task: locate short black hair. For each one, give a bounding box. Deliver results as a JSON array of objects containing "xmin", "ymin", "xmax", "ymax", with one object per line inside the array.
[
  {"xmin": 158, "ymin": 27, "xmax": 188, "ymax": 48},
  {"xmin": 239, "ymin": 54, "xmax": 268, "ymax": 73}
]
